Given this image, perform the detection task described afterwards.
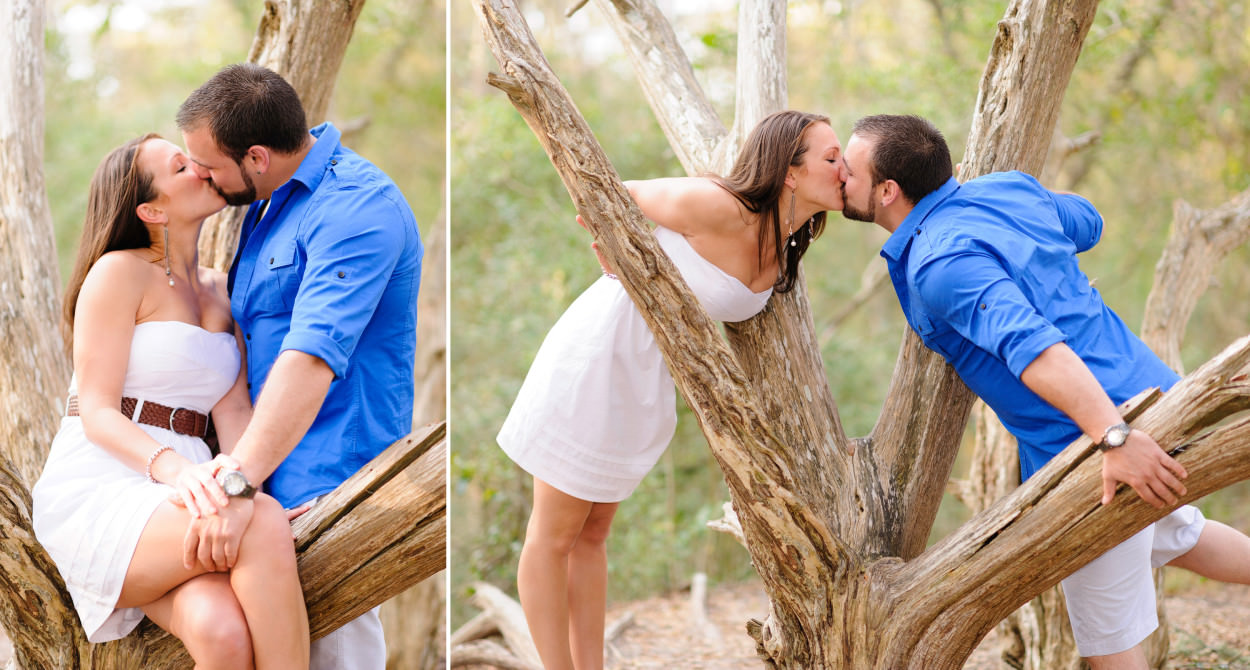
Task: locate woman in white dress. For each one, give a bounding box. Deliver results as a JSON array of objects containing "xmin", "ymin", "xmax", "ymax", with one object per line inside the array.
[
  {"xmin": 497, "ymin": 110, "xmax": 845, "ymax": 670},
  {"xmin": 31, "ymin": 134, "xmax": 309, "ymax": 669}
]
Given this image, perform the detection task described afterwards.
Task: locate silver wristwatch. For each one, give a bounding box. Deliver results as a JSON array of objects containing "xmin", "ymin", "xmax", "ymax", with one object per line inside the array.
[
  {"xmin": 1097, "ymin": 422, "xmax": 1131, "ymax": 451},
  {"xmin": 216, "ymin": 468, "xmax": 258, "ymax": 499}
]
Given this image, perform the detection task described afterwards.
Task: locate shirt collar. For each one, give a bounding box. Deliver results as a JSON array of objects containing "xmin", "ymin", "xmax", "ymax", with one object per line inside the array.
[
  {"xmin": 287, "ymin": 122, "xmax": 342, "ymax": 193},
  {"xmin": 881, "ymin": 177, "xmax": 960, "ymax": 261}
]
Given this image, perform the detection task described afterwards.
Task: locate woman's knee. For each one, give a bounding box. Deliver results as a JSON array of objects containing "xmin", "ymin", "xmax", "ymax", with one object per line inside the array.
[
  {"xmin": 178, "ymin": 582, "xmax": 253, "ymax": 666},
  {"xmin": 574, "ymin": 504, "xmax": 618, "ymax": 547},
  {"xmin": 240, "ymin": 494, "xmax": 297, "ymax": 560}
]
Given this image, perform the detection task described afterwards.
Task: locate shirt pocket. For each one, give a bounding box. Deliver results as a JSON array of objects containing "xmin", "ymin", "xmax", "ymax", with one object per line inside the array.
[
  {"xmin": 912, "ymin": 313, "xmax": 955, "ymax": 360},
  {"xmin": 253, "ymin": 240, "xmax": 302, "ymax": 314}
]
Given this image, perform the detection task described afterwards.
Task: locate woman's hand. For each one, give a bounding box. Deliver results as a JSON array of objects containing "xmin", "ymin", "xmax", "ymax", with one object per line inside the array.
[
  {"xmin": 183, "ymin": 496, "xmax": 255, "ymax": 571},
  {"xmin": 576, "ymin": 215, "xmax": 616, "ymax": 276},
  {"xmin": 167, "ymin": 453, "xmax": 240, "ymax": 519}
]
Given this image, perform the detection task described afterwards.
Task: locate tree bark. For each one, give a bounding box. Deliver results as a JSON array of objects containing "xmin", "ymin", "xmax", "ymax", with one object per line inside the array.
[
  {"xmin": 0, "ymin": 0, "xmax": 74, "ymax": 490},
  {"xmin": 382, "ymin": 574, "xmax": 446, "ymax": 670},
  {"xmin": 724, "ymin": 0, "xmax": 788, "ymax": 167},
  {"xmin": 471, "ymin": 0, "xmax": 1250, "ymax": 667},
  {"xmin": 588, "ymin": 0, "xmax": 726, "ymax": 175},
  {"xmin": 198, "ymin": 0, "xmax": 370, "ymax": 270},
  {"xmin": 963, "ymin": 0, "xmax": 1100, "ymax": 177},
  {"xmin": 1142, "ymin": 188, "xmax": 1250, "ymax": 373}
]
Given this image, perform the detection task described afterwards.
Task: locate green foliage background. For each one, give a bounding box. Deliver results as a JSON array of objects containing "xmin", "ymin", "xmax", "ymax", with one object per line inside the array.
[
  {"xmin": 450, "ymin": 0, "xmax": 1250, "ymax": 626},
  {"xmin": 43, "ymin": 0, "xmax": 445, "ymax": 281}
]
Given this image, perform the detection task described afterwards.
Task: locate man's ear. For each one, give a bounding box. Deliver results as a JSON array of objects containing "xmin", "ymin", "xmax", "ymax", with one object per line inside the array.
[
  {"xmin": 247, "ymin": 146, "xmax": 271, "ymax": 175},
  {"xmin": 136, "ymin": 202, "xmax": 165, "ymax": 225},
  {"xmin": 879, "ymin": 179, "xmax": 902, "ymax": 207}
]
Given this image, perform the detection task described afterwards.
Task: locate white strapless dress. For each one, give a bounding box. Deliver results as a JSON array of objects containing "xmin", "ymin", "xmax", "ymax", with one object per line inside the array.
[
  {"xmin": 497, "ymin": 225, "xmax": 772, "ymax": 503},
  {"xmin": 32, "ymin": 321, "xmax": 240, "ymax": 642}
]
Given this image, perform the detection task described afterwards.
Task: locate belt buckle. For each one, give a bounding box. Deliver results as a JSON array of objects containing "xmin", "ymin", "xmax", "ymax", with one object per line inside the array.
[{"xmin": 169, "ymin": 407, "xmax": 190, "ymax": 433}]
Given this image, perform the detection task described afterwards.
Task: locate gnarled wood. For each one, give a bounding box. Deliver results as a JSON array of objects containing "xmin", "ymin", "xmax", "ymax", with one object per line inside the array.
[
  {"xmin": 588, "ymin": 0, "xmax": 726, "ymax": 175},
  {"xmin": 0, "ymin": 0, "xmax": 73, "ymax": 490},
  {"xmin": 1143, "ymin": 188, "xmax": 1250, "ymax": 372},
  {"xmin": 963, "ymin": 0, "xmax": 1101, "ymax": 176}
]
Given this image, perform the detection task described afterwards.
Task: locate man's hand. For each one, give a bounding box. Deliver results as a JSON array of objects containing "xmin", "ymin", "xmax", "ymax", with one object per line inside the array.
[
  {"xmin": 1100, "ymin": 430, "xmax": 1188, "ymax": 507},
  {"xmin": 183, "ymin": 496, "xmax": 255, "ymax": 571},
  {"xmin": 167, "ymin": 453, "xmax": 240, "ymax": 518}
]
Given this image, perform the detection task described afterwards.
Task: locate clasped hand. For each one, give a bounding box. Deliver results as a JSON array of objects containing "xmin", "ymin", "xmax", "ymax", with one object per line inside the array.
[
  {"xmin": 167, "ymin": 454, "xmax": 309, "ymax": 571},
  {"xmin": 1101, "ymin": 429, "xmax": 1188, "ymax": 508}
]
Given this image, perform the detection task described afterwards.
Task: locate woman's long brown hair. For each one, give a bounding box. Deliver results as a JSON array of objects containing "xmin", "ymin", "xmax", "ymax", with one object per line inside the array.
[
  {"xmin": 61, "ymin": 133, "xmax": 160, "ymax": 348},
  {"xmin": 712, "ymin": 110, "xmax": 830, "ymax": 293}
]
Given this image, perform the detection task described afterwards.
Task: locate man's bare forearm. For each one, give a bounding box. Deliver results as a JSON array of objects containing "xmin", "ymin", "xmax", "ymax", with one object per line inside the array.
[{"xmin": 232, "ymin": 349, "xmax": 334, "ymax": 485}]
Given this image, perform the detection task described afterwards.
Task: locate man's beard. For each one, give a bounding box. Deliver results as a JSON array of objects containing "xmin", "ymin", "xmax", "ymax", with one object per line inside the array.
[
  {"xmin": 840, "ymin": 184, "xmax": 876, "ymax": 222},
  {"xmin": 213, "ymin": 164, "xmax": 259, "ymax": 207}
]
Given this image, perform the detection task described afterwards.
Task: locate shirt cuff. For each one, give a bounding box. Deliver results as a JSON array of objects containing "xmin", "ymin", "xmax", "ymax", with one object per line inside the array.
[
  {"xmin": 281, "ymin": 330, "xmax": 349, "ymax": 379},
  {"xmin": 1004, "ymin": 327, "xmax": 1067, "ymax": 379}
]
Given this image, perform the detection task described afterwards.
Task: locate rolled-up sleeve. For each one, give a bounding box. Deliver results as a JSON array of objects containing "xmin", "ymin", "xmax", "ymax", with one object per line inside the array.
[
  {"xmin": 914, "ymin": 241, "xmax": 1066, "ymax": 377},
  {"xmin": 281, "ymin": 188, "xmax": 408, "ymax": 377},
  {"xmin": 1051, "ymin": 191, "xmax": 1102, "ymax": 253}
]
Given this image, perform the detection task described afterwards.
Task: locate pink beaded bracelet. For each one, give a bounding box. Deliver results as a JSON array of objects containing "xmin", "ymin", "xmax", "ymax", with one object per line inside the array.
[{"xmin": 145, "ymin": 445, "xmax": 174, "ymax": 484}]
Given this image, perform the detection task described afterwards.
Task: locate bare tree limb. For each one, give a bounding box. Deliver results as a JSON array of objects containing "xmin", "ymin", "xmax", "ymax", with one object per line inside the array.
[{"xmin": 589, "ymin": 0, "xmax": 726, "ymax": 174}]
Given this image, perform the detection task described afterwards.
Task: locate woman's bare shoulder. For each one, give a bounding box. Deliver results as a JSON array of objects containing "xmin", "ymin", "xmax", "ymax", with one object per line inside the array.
[
  {"xmin": 627, "ymin": 177, "xmax": 745, "ymax": 234},
  {"xmin": 84, "ymin": 249, "xmax": 151, "ymax": 284}
]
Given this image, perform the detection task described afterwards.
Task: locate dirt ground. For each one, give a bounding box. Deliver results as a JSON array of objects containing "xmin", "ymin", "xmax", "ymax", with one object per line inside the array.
[{"xmin": 596, "ymin": 579, "xmax": 1250, "ymax": 669}]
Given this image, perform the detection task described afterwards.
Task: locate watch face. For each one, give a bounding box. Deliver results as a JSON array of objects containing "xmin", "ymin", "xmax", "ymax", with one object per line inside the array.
[
  {"xmin": 221, "ymin": 470, "xmax": 247, "ymax": 496},
  {"xmin": 1106, "ymin": 425, "xmax": 1130, "ymax": 447}
]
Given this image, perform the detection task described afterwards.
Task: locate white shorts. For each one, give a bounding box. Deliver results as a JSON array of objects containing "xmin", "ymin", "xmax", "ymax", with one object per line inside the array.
[{"xmin": 1060, "ymin": 504, "xmax": 1205, "ymax": 657}]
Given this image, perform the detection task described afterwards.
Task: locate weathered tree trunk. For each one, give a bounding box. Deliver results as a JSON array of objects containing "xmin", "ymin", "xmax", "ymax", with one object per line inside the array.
[
  {"xmin": 382, "ymin": 574, "xmax": 447, "ymax": 670},
  {"xmin": 1143, "ymin": 188, "xmax": 1250, "ymax": 373},
  {"xmin": 473, "ymin": 0, "xmax": 1250, "ymax": 667},
  {"xmin": 0, "ymin": 0, "xmax": 74, "ymax": 489},
  {"xmin": 199, "ymin": 0, "xmax": 369, "ymax": 270}
]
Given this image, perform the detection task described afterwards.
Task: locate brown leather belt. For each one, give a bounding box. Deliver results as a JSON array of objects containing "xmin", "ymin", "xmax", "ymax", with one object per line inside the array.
[{"xmin": 65, "ymin": 395, "xmax": 210, "ymax": 438}]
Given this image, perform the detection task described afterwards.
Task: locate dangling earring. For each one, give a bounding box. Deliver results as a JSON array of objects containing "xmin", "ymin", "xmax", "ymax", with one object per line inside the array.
[
  {"xmin": 786, "ymin": 191, "xmax": 797, "ymax": 247},
  {"xmin": 163, "ymin": 226, "xmax": 174, "ymax": 287}
]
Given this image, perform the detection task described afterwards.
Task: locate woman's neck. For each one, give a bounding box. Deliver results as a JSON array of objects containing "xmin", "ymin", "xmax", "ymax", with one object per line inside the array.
[{"xmin": 157, "ymin": 219, "xmax": 205, "ymax": 287}]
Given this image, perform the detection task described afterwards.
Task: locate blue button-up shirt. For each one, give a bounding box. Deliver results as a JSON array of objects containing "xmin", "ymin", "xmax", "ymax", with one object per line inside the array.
[
  {"xmin": 230, "ymin": 122, "xmax": 423, "ymax": 507},
  {"xmin": 881, "ymin": 171, "xmax": 1177, "ymax": 480}
]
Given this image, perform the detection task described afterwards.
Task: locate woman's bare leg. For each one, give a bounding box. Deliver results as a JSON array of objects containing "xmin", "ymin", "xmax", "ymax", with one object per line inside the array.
[
  {"xmin": 122, "ymin": 494, "xmax": 309, "ymax": 669},
  {"xmin": 142, "ymin": 573, "xmax": 254, "ymax": 670},
  {"xmin": 567, "ymin": 501, "xmax": 619, "ymax": 670},
  {"xmin": 1167, "ymin": 520, "xmax": 1250, "ymax": 583},
  {"xmin": 229, "ymin": 494, "xmax": 310, "ymax": 669},
  {"xmin": 517, "ymin": 479, "xmax": 596, "ymax": 670}
]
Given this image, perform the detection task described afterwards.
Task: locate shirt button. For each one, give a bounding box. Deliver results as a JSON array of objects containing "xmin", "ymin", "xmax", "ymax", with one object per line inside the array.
[
  {"xmin": 980, "ymin": 304, "xmax": 987, "ymax": 310},
  {"xmin": 269, "ymin": 257, "xmax": 275, "ymax": 265},
  {"xmin": 245, "ymin": 333, "xmax": 251, "ymax": 340},
  {"xmin": 337, "ymin": 271, "xmax": 346, "ymax": 278},
  {"xmin": 330, "ymin": 159, "xmax": 338, "ymax": 166}
]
